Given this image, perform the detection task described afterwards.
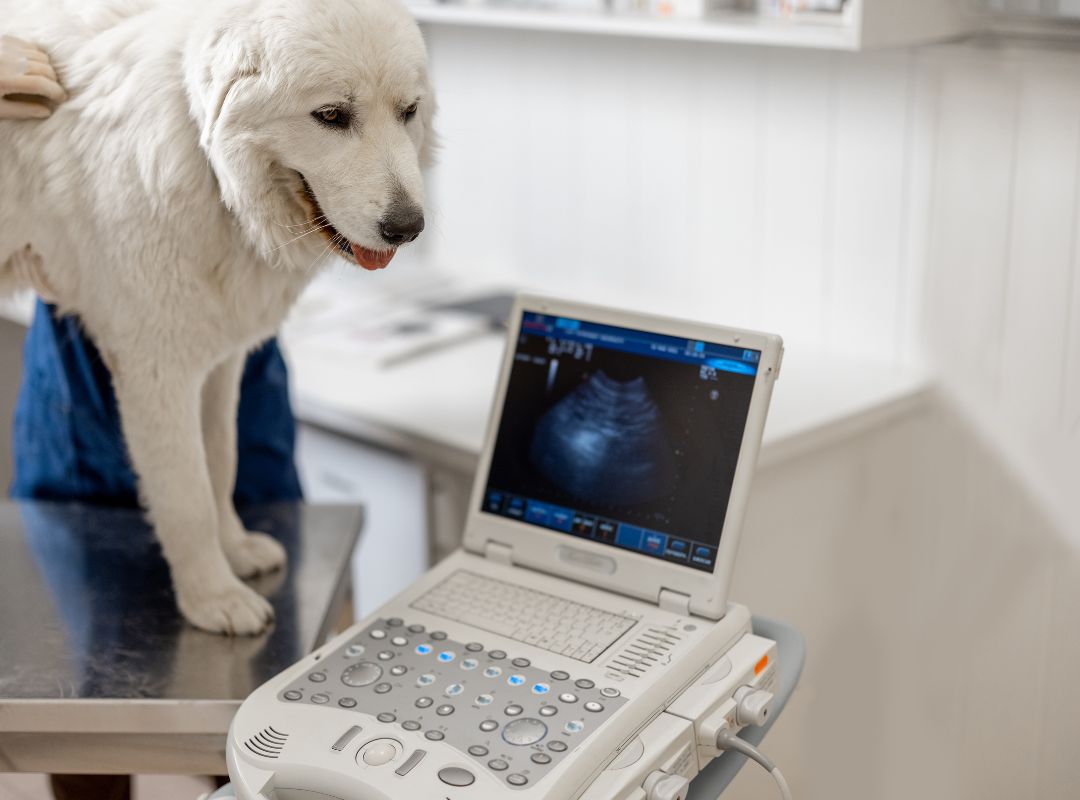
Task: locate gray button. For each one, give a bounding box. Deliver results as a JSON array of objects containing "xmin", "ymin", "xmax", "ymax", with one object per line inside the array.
[
  {"xmin": 377, "ymin": 651, "xmax": 394, "ymax": 661},
  {"xmin": 431, "ymin": 631, "xmax": 447, "ymax": 641},
  {"xmin": 505, "ymin": 704, "xmax": 523, "ymax": 716},
  {"xmin": 425, "ymin": 730, "xmax": 445, "ymax": 741},
  {"xmin": 469, "ymin": 745, "xmax": 488, "ymax": 756},
  {"xmin": 407, "ymin": 624, "xmax": 425, "ymax": 634},
  {"xmin": 438, "ymin": 767, "xmax": 475, "ymax": 787},
  {"xmin": 283, "ymin": 690, "xmax": 302, "ymax": 701},
  {"xmin": 402, "ymin": 720, "xmax": 421, "ymax": 731},
  {"xmin": 466, "ymin": 642, "xmax": 484, "ymax": 652},
  {"xmin": 342, "ymin": 662, "xmax": 382, "ymax": 688},
  {"xmin": 489, "ymin": 650, "xmax": 506, "ymax": 660},
  {"xmin": 480, "ymin": 720, "xmax": 499, "ymax": 732},
  {"xmin": 311, "ymin": 693, "xmax": 329, "ymax": 704},
  {"xmin": 502, "ymin": 717, "xmax": 548, "ymax": 746},
  {"xmin": 559, "ymin": 693, "xmax": 578, "ymax": 703},
  {"xmin": 548, "ymin": 740, "xmax": 568, "ymax": 752},
  {"xmin": 416, "ymin": 697, "xmax": 434, "ymax": 708},
  {"xmin": 390, "ymin": 665, "xmax": 407, "ymax": 676},
  {"xmin": 338, "ymin": 697, "xmax": 357, "ymax": 709},
  {"xmin": 539, "ymin": 705, "xmax": 558, "ymax": 717},
  {"xmin": 511, "ymin": 658, "xmax": 531, "ymax": 668},
  {"xmin": 531, "ymin": 752, "xmax": 552, "ymax": 765},
  {"xmin": 331, "ymin": 725, "xmax": 362, "ymax": 752},
  {"xmin": 436, "ymin": 704, "xmax": 455, "ymax": 716},
  {"xmin": 387, "ymin": 617, "xmax": 404, "ymax": 627},
  {"xmin": 507, "ymin": 774, "xmax": 528, "ymax": 786},
  {"xmin": 575, "ymin": 679, "xmax": 595, "ymax": 690},
  {"xmin": 374, "ymin": 683, "xmax": 392, "ymax": 694},
  {"xmin": 601, "ymin": 687, "xmax": 621, "ymax": 698},
  {"xmin": 391, "ymin": 636, "xmax": 408, "ymax": 647},
  {"xmin": 550, "ymin": 670, "xmax": 570, "ymax": 681},
  {"xmin": 370, "ymin": 629, "xmax": 387, "ymax": 639},
  {"xmin": 488, "ymin": 758, "xmax": 509, "ymax": 771},
  {"xmin": 309, "ymin": 672, "xmax": 327, "ymax": 683},
  {"xmin": 377, "ymin": 712, "xmax": 396, "ymax": 723},
  {"xmin": 345, "ymin": 644, "xmax": 365, "ymax": 658},
  {"xmin": 585, "ymin": 701, "xmax": 604, "ymax": 713},
  {"xmin": 395, "ymin": 748, "xmax": 426, "ymax": 776}
]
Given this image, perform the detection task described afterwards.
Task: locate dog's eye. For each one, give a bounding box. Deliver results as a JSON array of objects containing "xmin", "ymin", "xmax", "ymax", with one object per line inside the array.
[
  {"xmin": 401, "ymin": 103, "xmax": 418, "ymax": 123},
  {"xmin": 313, "ymin": 106, "xmax": 350, "ymax": 129}
]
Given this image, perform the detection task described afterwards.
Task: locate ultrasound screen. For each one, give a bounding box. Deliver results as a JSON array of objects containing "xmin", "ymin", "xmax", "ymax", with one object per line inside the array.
[{"xmin": 481, "ymin": 311, "xmax": 759, "ymax": 573}]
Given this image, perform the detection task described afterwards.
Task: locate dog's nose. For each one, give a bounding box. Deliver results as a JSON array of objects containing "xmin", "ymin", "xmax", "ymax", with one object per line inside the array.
[{"xmin": 379, "ymin": 206, "xmax": 425, "ymax": 246}]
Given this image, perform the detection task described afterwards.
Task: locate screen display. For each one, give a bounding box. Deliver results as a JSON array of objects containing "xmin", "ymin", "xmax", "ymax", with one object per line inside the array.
[{"xmin": 481, "ymin": 311, "xmax": 759, "ymax": 573}]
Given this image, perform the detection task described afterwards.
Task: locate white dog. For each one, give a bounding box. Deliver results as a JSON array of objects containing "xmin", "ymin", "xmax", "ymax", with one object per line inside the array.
[{"xmin": 0, "ymin": 0, "xmax": 435, "ymax": 634}]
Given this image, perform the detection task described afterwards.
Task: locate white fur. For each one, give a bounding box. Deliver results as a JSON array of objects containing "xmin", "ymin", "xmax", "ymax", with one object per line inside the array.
[{"xmin": 0, "ymin": 0, "xmax": 435, "ymax": 634}]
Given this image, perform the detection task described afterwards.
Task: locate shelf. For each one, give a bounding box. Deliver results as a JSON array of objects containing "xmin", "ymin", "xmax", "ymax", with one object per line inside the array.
[{"xmin": 409, "ymin": 3, "xmax": 860, "ymax": 49}]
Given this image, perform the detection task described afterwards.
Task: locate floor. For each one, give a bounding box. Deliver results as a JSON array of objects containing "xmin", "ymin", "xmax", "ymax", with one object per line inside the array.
[{"xmin": 0, "ymin": 773, "xmax": 215, "ymax": 800}]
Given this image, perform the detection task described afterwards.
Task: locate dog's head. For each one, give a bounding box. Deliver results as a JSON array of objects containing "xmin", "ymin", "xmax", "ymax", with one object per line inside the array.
[{"xmin": 185, "ymin": 0, "xmax": 435, "ymax": 272}]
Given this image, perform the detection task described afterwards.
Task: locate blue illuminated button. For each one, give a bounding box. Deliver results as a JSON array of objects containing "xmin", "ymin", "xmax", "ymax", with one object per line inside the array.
[
  {"xmin": 564, "ymin": 720, "xmax": 585, "ymax": 734},
  {"xmin": 461, "ymin": 658, "xmax": 479, "ymax": 671},
  {"xmin": 508, "ymin": 674, "xmax": 526, "ymax": 687},
  {"xmin": 415, "ymin": 644, "xmax": 433, "ymax": 655},
  {"xmin": 532, "ymin": 683, "xmax": 551, "ymax": 695},
  {"xmin": 445, "ymin": 683, "xmax": 464, "ymax": 697},
  {"xmin": 416, "ymin": 673, "xmax": 436, "ymax": 687},
  {"xmin": 438, "ymin": 651, "xmax": 456, "ymax": 663},
  {"xmin": 484, "ymin": 666, "xmax": 503, "ymax": 678},
  {"xmin": 476, "ymin": 694, "xmax": 494, "ymax": 706}
]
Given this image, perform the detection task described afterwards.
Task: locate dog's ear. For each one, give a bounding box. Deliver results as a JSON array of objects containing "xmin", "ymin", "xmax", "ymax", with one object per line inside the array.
[{"xmin": 186, "ymin": 20, "xmax": 264, "ymax": 152}]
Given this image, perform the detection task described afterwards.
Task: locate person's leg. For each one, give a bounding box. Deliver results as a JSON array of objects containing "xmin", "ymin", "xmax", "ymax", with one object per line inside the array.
[{"xmin": 49, "ymin": 774, "xmax": 131, "ymax": 800}]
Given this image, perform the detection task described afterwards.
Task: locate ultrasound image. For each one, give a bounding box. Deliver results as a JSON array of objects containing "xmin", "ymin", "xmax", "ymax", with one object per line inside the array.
[{"xmin": 528, "ymin": 371, "xmax": 677, "ymax": 506}]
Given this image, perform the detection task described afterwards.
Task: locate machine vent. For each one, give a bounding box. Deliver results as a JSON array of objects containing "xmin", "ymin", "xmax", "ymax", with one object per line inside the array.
[
  {"xmin": 605, "ymin": 625, "xmax": 683, "ymax": 678},
  {"xmin": 244, "ymin": 726, "xmax": 290, "ymax": 759}
]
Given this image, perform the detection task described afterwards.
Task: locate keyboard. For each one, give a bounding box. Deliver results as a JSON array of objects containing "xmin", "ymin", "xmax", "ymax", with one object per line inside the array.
[{"xmin": 410, "ymin": 570, "xmax": 639, "ymax": 663}]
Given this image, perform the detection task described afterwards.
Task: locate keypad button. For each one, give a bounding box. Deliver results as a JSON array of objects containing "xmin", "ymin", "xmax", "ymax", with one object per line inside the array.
[
  {"xmin": 601, "ymin": 687, "xmax": 621, "ymax": 698},
  {"xmin": 505, "ymin": 704, "xmax": 523, "ymax": 716},
  {"xmin": 484, "ymin": 666, "xmax": 503, "ymax": 678},
  {"xmin": 476, "ymin": 694, "xmax": 494, "ymax": 706},
  {"xmin": 387, "ymin": 617, "xmax": 404, "ymax": 627},
  {"xmin": 507, "ymin": 674, "xmax": 526, "ymax": 687},
  {"xmin": 338, "ymin": 697, "xmax": 357, "ymax": 708},
  {"xmin": 511, "ymin": 657, "xmax": 531, "ymax": 668},
  {"xmin": 431, "ymin": 631, "xmax": 448, "ymax": 641},
  {"xmin": 425, "ymin": 730, "xmax": 445, "ymax": 741},
  {"xmin": 416, "ymin": 674, "xmax": 436, "ymax": 687},
  {"xmin": 564, "ymin": 720, "xmax": 585, "ymax": 734},
  {"xmin": 391, "ymin": 636, "xmax": 408, "ymax": 647},
  {"xmin": 489, "ymin": 650, "xmax": 507, "ymax": 660},
  {"xmin": 437, "ymin": 766, "xmax": 474, "ymax": 787},
  {"xmin": 342, "ymin": 662, "xmax": 382, "ymax": 688},
  {"xmin": 437, "ymin": 651, "xmax": 456, "ymax": 663},
  {"xmin": 548, "ymin": 740, "xmax": 568, "ymax": 752},
  {"xmin": 585, "ymin": 701, "xmax": 604, "ymax": 713},
  {"xmin": 309, "ymin": 672, "xmax": 327, "ymax": 683},
  {"xmin": 370, "ymin": 629, "xmax": 387, "ymax": 640},
  {"xmin": 377, "ymin": 651, "xmax": 394, "ymax": 661},
  {"xmin": 559, "ymin": 693, "xmax": 578, "ymax": 704},
  {"xmin": 469, "ymin": 745, "xmax": 489, "ymax": 757},
  {"xmin": 502, "ymin": 717, "xmax": 548, "ymax": 746},
  {"xmin": 575, "ymin": 679, "xmax": 595, "ymax": 690},
  {"xmin": 550, "ymin": 670, "xmax": 570, "ymax": 681},
  {"xmin": 311, "ymin": 693, "xmax": 329, "ymax": 704},
  {"xmin": 374, "ymin": 683, "xmax": 392, "ymax": 694},
  {"xmin": 415, "ymin": 644, "xmax": 433, "ymax": 656},
  {"xmin": 445, "ymin": 683, "xmax": 464, "ymax": 697},
  {"xmin": 539, "ymin": 705, "xmax": 558, "ymax": 717},
  {"xmin": 531, "ymin": 752, "xmax": 552, "ymax": 765},
  {"xmin": 507, "ymin": 773, "xmax": 529, "ymax": 786},
  {"xmin": 284, "ymin": 690, "xmax": 302, "ymax": 701},
  {"xmin": 345, "ymin": 644, "xmax": 365, "ymax": 658},
  {"xmin": 390, "ymin": 665, "xmax": 407, "ymax": 677},
  {"xmin": 377, "ymin": 712, "xmax": 396, "ymax": 723},
  {"xmin": 416, "ymin": 696, "xmax": 434, "ymax": 708},
  {"xmin": 461, "ymin": 658, "xmax": 479, "ymax": 671},
  {"xmin": 488, "ymin": 758, "xmax": 509, "ymax": 771},
  {"xmin": 532, "ymin": 683, "xmax": 551, "ymax": 695},
  {"xmin": 436, "ymin": 704, "xmax": 455, "ymax": 716},
  {"xmin": 466, "ymin": 642, "xmax": 484, "ymax": 652},
  {"xmin": 480, "ymin": 720, "xmax": 499, "ymax": 732},
  {"xmin": 402, "ymin": 720, "xmax": 421, "ymax": 731},
  {"xmin": 407, "ymin": 624, "xmax": 425, "ymax": 634}
]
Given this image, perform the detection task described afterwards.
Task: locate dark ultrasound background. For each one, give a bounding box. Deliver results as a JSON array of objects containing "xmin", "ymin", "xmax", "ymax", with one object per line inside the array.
[{"xmin": 484, "ymin": 331, "xmax": 756, "ymax": 547}]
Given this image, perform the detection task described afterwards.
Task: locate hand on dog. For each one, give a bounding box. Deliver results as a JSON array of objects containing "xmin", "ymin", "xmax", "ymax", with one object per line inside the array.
[{"xmin": 0, "ymin": 35, "xmax": 67, "ymax": 119}]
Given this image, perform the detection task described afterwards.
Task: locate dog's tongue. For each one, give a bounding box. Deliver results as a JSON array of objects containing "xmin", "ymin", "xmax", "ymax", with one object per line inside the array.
[{"xmin": 352, "ymin": 244, "xmax": 396, "ymax": 271}]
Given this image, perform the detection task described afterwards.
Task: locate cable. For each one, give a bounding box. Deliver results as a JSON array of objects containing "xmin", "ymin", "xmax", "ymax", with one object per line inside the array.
[{"xmin": 715, "ymin": 726, "xmax": 793, "ymax": 800}]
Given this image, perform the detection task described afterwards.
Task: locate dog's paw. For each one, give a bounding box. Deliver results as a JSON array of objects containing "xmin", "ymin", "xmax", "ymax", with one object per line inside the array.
[
  {"xmin": 223, "ymin": 531, "xmax": 287, "ymax": 579},
  {"xmin": 177, "ymin": 578, "xmax": 275, "ymax": 636}
]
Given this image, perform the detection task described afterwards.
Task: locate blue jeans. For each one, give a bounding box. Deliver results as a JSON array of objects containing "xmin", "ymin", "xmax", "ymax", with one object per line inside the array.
[{"xmin": 10, "ymin": 300, "xmax": 302, "ymax": 506}]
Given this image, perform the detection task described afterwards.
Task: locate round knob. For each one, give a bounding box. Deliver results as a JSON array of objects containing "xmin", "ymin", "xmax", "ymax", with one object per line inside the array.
[
  {"xmin": 342, "ymin": 661, "xmax": 382, "ymax": 687},
  {"xmin": 361, "ymin": 739, "xmax": 399, "ymax": 766},
  {"xmin": 644, "ymin": 771, "xmax": 690, "ymax": 800},
  {"xmin": 501, "ymin": 717, "xmax": 548, "ymax": 746}
]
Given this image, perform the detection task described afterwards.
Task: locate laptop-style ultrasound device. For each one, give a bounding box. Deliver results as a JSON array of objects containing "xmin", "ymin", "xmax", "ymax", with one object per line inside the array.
[{"xmin": 225, "ymin": 295, "xmax": 784, "ymax": 800}]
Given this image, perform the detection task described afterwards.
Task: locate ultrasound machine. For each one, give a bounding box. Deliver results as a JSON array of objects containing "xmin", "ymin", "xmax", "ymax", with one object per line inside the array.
[{"xmin": 220, "ymin": 295, "xmax": 791, "ymax": 800}]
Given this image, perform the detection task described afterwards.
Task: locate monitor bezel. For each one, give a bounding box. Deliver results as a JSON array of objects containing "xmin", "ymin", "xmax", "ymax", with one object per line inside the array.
[{"xmin": 462, "ymin": 294, "xmax": 783, "ymax": 620}]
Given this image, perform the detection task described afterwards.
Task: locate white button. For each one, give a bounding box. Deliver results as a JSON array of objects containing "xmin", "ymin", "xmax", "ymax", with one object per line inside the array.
[
  {"xmin": 601, "ymin": 687, "xmax": 620, "ymax": 698},
  {"xmin": 585, "ymin": 701, "xmax": 604, "ymax": 712},
  {"xmin": 391, "ymin": 636, "xmax": 408, "ymax": 647},
  {"xmin": 370, "ymin": 629, "xmax": 387, "ymax": 640},
  {"xmin": 362, "ymin": 739, "xmax": 398, "ymax": 766},
  {"xmin": 461, "ymin": 658, "xmax": 479, "ymax": 670}
]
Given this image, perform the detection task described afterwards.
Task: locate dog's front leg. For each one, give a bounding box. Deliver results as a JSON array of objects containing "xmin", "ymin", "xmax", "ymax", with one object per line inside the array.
[
  {"xmin": 202, "ymin": 352, "xmax": 287, "ymax": 578},
  {"xmin": 114, "ymin": 361, "xmax": 275, "ymax": 635}
]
